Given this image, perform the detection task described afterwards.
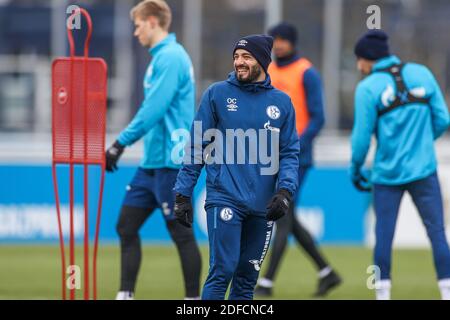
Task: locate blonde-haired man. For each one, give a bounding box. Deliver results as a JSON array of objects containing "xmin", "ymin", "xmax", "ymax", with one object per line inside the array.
[{"xmin": 106, "ymin": 0, "xmax": 201, "ymax": 300}]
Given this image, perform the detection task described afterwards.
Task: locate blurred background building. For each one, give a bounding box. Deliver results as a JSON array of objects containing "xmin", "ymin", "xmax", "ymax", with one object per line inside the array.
[
  {"xmin": 0, "ymin": 0, "xmax": 449, "ymax": 134},
  {"xmin": 0, "ymin": 0, "xmax": 449, "ymax": 246}
]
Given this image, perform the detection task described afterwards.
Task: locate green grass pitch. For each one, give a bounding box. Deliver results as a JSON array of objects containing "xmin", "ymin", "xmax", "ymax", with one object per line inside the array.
[{"xmin": 0, "ymin": 245, "xmax": 441, "ymax": 300}]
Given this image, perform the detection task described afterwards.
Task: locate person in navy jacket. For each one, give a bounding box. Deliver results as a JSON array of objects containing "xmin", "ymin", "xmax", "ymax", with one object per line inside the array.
[
  {"xmin": 174, "ymin": 34, "xmax": 300, "ymax": 300},
  {"xmin": 256, "ymin": 22, "xmax": 341, "ymax": 298}
]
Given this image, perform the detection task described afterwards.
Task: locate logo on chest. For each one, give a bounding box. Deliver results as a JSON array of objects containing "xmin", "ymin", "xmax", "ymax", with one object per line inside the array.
[
  {"xmin": 143, "ymin": 65, "xmax": 154, "ymax": 89},
  {"xmin": 226, "ymin": 98, "xmax": 239, "ymax": 112},
  {"xmin": 266, "ymin": 105, "xmax": 280, "ymax": 119},
  {"xmin": 264, "ymin": 121, "xmax": 280, "ymax": 133}
]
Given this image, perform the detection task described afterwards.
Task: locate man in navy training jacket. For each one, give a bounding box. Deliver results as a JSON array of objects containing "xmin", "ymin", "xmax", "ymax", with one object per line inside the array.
[{"xmin": 174, "ymin": 34, "xmax": 300, "ymax": 300}]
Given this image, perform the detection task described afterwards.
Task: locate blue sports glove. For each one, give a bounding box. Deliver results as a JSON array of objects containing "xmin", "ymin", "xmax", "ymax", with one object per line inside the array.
[{"xmin": 350, "ymin": 165, "xmax": 372, "ymax": 192}]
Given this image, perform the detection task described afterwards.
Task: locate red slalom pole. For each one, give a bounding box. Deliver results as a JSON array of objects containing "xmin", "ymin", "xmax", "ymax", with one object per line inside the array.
[
  {"xmin": 69, "ymin": 163, "xmax": 75, "ymax": 300},
  {"xmin": 84, "ymin": 164, "xmax": 89, "ymax": 300},
  {"xmin": 52, "ymin": 7, "xmax": 107, "ymax": 300},
  {"xmin": 52, "ymin": 164, "xmax": 66, "ymax": 300},
  {"xmin": 93, "ymin": 165, "xmax": 105, "ymax": 300}
]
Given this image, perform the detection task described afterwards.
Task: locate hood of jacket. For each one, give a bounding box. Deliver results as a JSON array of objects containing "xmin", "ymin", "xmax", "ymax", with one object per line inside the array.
[{"xmin": 226, "ymin": 71, "xmax": 274, "ymax": 93}]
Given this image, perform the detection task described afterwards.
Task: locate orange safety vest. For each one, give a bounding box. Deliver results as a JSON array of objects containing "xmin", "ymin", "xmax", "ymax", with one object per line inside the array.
[{"xmin": 268, "ymin": 58, "xmax": 312, "ymax": 135}]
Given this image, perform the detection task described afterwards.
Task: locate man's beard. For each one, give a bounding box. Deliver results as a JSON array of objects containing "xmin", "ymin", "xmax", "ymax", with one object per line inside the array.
[{"xmin": 235, "ymin": 64, "xmax": 262, "ymax": 83}]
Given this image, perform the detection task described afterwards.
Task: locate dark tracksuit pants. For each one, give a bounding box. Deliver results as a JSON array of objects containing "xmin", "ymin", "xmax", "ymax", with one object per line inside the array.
[
  {"xmin": 202, "ymin": 205, "xmax": 274, "ymax": 300},
  {"xmin": 116, "ymin": 168, "xmax": 202, "ymax": 297},
  {"xmin": 263, "ymin": 166, "xmax": 329, "ymax": 281},
  {"xmin": 373, "ymin": 171, "xmax": 450, "ymax": 280}
]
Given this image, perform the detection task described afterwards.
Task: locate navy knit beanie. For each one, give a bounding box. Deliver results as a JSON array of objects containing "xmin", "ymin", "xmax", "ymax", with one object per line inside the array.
[
  {"xmin": 233, "ymin": 34, "xmax": 274, "ymax": 73},
  {"xmin": 268, "ymin": 22, "xmax": 298, "ymax": 45},
  {"xmin": 354, "ymin": 30, "xmax": 390, "ymax": 61}
]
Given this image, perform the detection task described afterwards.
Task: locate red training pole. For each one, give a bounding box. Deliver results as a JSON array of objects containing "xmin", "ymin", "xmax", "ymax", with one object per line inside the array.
[{"xmin": 52, "ymin": 7, "xmax": 107, "ymax": 300}]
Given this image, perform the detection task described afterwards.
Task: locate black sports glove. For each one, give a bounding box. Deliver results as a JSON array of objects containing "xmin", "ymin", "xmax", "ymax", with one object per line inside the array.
[
  {"xmin": 352, "ymin": 174, "xmax": 372, "ymax": 192},
  {"xmin": 174, "ymin": 193, "xmax": 193, "ymax": 228},
  {"xmin": 350, "ymin": 168, "xmax": 372, "ymax": 192},
  {"xmin": 266, "ymin": 189, "xmax": 292, "ymax": 221},
  {"xmin": 105, "ymin": 140, "xmax": 125, "ymax": 172}
]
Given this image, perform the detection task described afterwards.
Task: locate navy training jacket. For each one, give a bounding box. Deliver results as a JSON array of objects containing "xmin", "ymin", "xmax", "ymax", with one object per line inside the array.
[{"xmin": 175, "ymin": 72, "xmax": 300, "ymax": 214}]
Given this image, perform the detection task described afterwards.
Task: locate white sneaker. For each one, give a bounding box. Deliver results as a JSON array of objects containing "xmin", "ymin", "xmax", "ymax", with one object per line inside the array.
[
  {"xmin": 375, "ymin": 280, "xmax": 391, "ymax": 300},
  {"xmin": 438, "ymin": 278, "xmax": 450, "ymax": 300},
  {"xmin": 116, "ymin": 291, "xmax": 134, "ymax": 300}
]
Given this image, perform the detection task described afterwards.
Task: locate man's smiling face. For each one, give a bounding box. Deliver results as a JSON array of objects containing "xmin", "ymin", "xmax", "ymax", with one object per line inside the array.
[{"xmin": 233, "ymin": 49, "xmax": 263, "ymax": 83}]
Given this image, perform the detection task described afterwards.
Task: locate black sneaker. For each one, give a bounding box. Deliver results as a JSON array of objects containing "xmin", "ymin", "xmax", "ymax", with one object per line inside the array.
[
  {"xmin": 254, "ymin": 285, "xmax": 273, "ymax": 297},
  {"xmin": 314, "ymin": 270, "xmax": 342, "ymax": 297}
]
